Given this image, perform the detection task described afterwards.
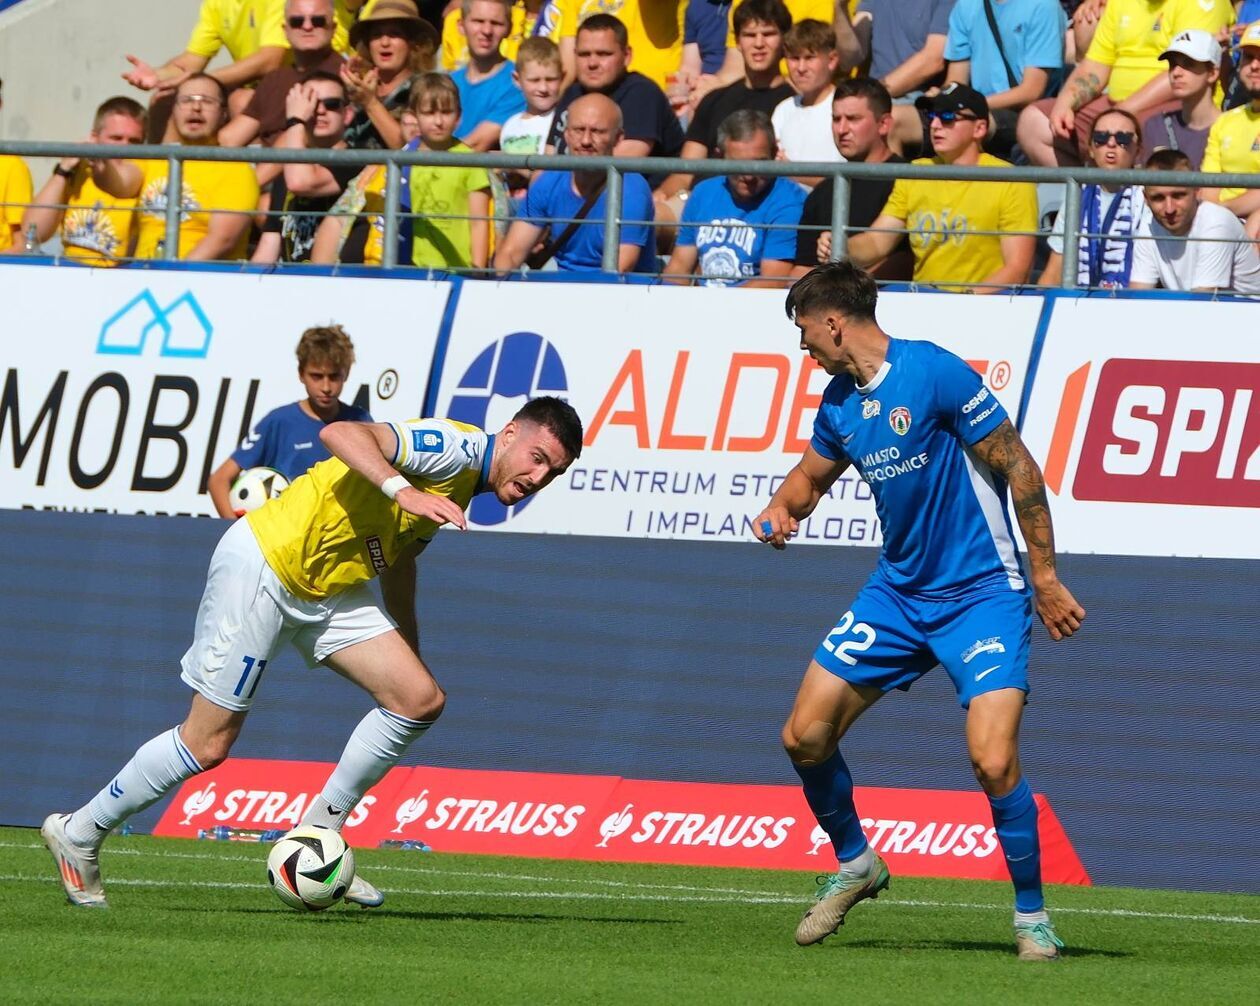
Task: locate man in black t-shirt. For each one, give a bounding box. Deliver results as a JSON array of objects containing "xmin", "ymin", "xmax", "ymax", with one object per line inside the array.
[
  {"xmin": 253, "ymin": 72, "xmax": 361, "ymax": 264},
  {"xmin": 790, "ymin": 77, "xmax": 912, "ymax": 281},
  {"xmin": 655, "ymin": 0, "xmax": 793, "ymax": 235},
  {"xmin": 546, "ymin": 13, "xmax": 684, "ymax": 188}
]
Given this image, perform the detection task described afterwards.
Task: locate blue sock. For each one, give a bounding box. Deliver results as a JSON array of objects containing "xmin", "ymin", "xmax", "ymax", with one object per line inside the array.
[
  {"xmin": 988, "ymin": 777, "xmax": 1044, "ymax": 913},
  {"xmin": 793, "ymin": 749, "xmax": 869, "ymax": 865}
]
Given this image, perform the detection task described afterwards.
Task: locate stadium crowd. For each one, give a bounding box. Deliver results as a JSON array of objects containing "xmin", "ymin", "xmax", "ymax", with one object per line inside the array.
[{"xmin": 2, "ymin": 0, "xmax": 1260, "ymax": 293}]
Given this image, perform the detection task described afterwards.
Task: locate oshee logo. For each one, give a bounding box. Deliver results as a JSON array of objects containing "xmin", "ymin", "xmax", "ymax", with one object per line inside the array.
[
  {"xmin": 1045, "ymin": 359, "xmax": 1259, "ymax": 508},
  {"xmin": 98, "ymin": 289, "xmax": 214, "ymax": 359},
  {"xmin": 445, "ymin": 331, "xmax": 569, "ymax": 526}
]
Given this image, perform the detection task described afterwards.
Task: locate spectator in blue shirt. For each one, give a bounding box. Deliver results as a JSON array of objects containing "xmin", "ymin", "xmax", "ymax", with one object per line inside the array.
[
  {"xmin": 663, "ymin": 109, "xmax": 804, "ymax": 286},
  {"xmin": 942, "ymin": 0, "xmax": 1066, "ymax": 158},
  {"xmin": 207, "ymin": 325, "xmax": 372, "ymax": 518},
  {"xmin": 493, "ymin": 93, "xmax": 655, "ymax": 273},
  {"xmin": 451, "ymin": 0, "xmax": 526, "ymax": 150}
]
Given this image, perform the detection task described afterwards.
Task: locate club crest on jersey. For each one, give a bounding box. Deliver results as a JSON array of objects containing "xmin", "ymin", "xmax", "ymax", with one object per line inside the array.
[
  {"xmin": 889, "ymin": 407, "xmax": 912, "ymax": 435},
  {"xmin": 862, "ymin": 399, "xmax": 881, "ymax": 419}
]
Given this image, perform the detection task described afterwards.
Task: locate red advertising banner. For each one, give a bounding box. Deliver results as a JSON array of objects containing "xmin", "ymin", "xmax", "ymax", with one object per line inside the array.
[{"xmin": 155, "ymin": 759, "xmax": 1090, "ymax": 885}]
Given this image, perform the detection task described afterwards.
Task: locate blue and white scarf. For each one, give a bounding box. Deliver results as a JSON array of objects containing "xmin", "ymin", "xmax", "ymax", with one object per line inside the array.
[{"xmin": 1077, "ymin": 184, "xmax": 1139, "ymax": 289}]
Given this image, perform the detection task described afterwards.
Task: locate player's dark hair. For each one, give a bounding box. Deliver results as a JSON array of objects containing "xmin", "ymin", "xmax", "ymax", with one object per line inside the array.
[
  {"xmin": 785, "ymin": 261, "xmax": 878, "ymax": 323},
  {"xmin": 515, "ymin": 397, "xmax": 584, "ymax": 461},
  {"xmin": 297, "ymin": 324, "xmax": 355, "ymax": 373},
  {"xmin": 834, "ymin": 77, "xmax": 892, "ymax": 120},
  {"xmin": 733, "ymin": 0, "xmax": 792, "ymax": 37},
  {"xmin": 577, "ymin": 12, "xmax": 629, "ymax": 49},
  {"xmin": 1144, "ymin": 147, "xmax": 1193, "ymax": 172}
]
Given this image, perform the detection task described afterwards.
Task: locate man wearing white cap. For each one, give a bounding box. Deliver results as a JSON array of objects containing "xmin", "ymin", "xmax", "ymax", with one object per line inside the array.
[
  {"xmin": 1202, "ymin": 21, "xmax": 1260, "ymax": 237},
  {"xmin": 1139, "ymin": 30, "xmax": 1222, "ymax": 169}
]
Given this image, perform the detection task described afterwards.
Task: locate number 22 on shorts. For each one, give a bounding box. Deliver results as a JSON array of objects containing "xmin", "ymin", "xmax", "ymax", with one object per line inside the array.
[{"xmin": 821, "ymin": 611, "xmax": 876, "ymax": 665}]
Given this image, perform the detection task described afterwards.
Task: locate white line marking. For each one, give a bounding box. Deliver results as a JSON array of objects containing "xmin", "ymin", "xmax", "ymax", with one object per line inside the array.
[{"xmin": 4, "ymin": 842, "xmax": 1257, "ymax": 926}]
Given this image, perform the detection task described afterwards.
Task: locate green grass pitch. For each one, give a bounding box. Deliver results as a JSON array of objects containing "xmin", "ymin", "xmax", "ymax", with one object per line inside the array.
[{"xmin": 2, "ymin": 826, "xmax": 1257, "ymax": 1003}]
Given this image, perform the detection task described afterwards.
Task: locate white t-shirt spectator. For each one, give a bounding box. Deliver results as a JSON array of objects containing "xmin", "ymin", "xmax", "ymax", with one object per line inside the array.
[
  {"xmin": 499, "ymin": 110, "xmax": 556, "ymax": 155},
  {"xmin": 1131, "ymin": 201, "xmax": 1260, "ymax": 295},
  {"xmin": 772, "ymin": 89, "xmax": 845, "ymax": 166}
]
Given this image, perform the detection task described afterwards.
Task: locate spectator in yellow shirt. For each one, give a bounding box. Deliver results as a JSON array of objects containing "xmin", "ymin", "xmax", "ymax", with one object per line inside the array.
[
  {"xmin": 1201, "ymin": 20, "xmax": 1260, "ymax": 237},
  {"xmin": 1019, "ymin": 0, "xmax": 1234, "ymax": 166},
  {"xmin": 847, "ymin": 83, "xmax": 1037, "ymax": 292},
  {"xmin": 0, "ymin": 79, "xmax": 34, "ymax": 253},
  {"xmin": 558, "ymin": 0, "xmax": 687, "ymax": 92}
]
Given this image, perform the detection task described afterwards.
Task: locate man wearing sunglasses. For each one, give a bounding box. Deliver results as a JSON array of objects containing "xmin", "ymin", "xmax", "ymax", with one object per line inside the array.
[
  {"xmin": 220, "ymin": 0, "xmax": 345, "ymax": 147},
  {"xmin": 253, "ymin": 72, "xmax": 362, "ymax": 263},
  {"xmin": 845, "ymin": 83, "xmax": 1038, "ymax": 293}
]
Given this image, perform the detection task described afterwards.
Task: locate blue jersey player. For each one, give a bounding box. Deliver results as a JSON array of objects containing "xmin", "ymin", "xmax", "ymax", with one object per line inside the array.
[
  {"xmin": 756, "ymin": 263, "xmax": 1085, "ymax": 961},
  {"xmin": 207, "ymin": 325, "xmax": 371, "ymax": 518}
]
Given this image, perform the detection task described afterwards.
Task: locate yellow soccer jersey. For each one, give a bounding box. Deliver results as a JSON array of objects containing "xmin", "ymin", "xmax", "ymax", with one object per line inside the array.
[
  {"xmin": 1201, "ymin": 104, "xmax": 1260, "ymax": 202},
  {"xmin": 560, "ymin": 0, "xmax": 686, "ymax": 90},
  {"xmin": 0, "ymin": 154, "xmax": 34, "ymax": 252},
  {"xmin": 60, "ymin": 166, "xmax": 139, "ymax": 267},
  {"xmin": 247, "ymin": 418, "xmax": 492, "ymax": 601},
  {"xmin": 1085, "ymin": 0, "xmax": 1233, "ymax": 102},
  {"xmin": 133, "ymin": 158, "xmax": 260, "ymax": 260},
  {"xmin": 882, "ymin": 153, "xmax": 1038, "ymax": 288},
  {"xmin": 186, "ymin": 0, "xmax": 288, "ymax": 61}
]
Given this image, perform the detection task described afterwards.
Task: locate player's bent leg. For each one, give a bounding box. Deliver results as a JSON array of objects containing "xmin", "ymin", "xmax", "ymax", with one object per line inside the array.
[
  {"xmin": 966, "ymin": 689, "xmax": 1060, "ymax": 960},
  {"xmin": 784, "ymin": 662, "xmax": 890, "ymax": 945},
  {"xmin": 307, "ymin": 630, "xmax": 444, "ymax": 908}
]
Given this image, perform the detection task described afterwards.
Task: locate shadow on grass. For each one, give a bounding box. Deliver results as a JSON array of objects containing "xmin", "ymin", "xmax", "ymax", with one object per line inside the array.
[
  {"xmin": 171, "ymin": 904, "xmax": 684, "ymax": 926},
  {"xmin": 837, "ymin": 937, "xmax": 1131, "ymax": 959}
]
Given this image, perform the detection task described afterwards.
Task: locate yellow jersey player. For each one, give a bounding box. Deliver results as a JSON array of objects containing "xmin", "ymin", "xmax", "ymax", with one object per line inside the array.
[{"xmin": 42, "ymin": 396, "xmax": 583, "ymax": 909}]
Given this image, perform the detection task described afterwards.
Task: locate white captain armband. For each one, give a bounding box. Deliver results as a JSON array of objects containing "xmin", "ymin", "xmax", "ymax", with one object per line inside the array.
[{"xmin": 381, "ymin": 474, "xmax": 411, "ymax": 501}]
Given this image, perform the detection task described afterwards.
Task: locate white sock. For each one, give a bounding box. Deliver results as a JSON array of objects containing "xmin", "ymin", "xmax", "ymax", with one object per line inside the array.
[
  {"xmin": 1015, "ymin": 909, "xmax": 1051, "ymax": 926},
  {"xmin": 67, "ymin": 727, "xmax": 204, "ymax": 847},
  {"xmin": 840, "ymin": 845, "xmax": 875, "ymax": 877},
  {"xmin": 302, "ymin": 708, "xmax": 432, "ymax": 831}
]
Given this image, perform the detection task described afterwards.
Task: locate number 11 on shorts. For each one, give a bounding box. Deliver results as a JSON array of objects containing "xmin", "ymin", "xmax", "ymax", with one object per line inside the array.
[{"xmin": 233, "ymin": 655, "xmax": 268, "ymax": 699}]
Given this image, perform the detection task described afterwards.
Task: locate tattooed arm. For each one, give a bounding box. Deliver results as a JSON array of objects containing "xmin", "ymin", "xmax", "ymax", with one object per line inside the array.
[
  {"xmin": 1047, "ymin": 58, "xmax": 1111, "ymax": 140},
  {"xmin": 970, "ymin": 420, "xmax": 1086, "ymax": 640}
]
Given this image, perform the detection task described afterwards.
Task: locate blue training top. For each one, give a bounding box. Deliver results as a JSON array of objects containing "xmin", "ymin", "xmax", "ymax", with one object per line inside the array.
[
  {"xmin": 231, "ymin": 400, "xmax": 373, "ymax": 482},
  {"xmin": 811, "ymin": 338, "xmax": 1024, "ymax": 599}
]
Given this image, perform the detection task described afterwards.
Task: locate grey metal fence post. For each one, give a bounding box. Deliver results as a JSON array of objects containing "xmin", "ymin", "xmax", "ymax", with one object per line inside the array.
[
  {"xmin": 601, "ymin": 165, "xmax": 622, "ymax": 274},
  {"xmin": 829, "ymin": 173, "xmax": 850, "ymax": 262},
  {"xmin": 1060, "ymin": 177, "xmax": 1081, "ymax": 291},
  {"xmin": 163, "ymin": 155, "xmax": 182, "ymax": 261},
  {"xmin": 382, "ymin": 161, "xmax": 401, "ymax": 269}
]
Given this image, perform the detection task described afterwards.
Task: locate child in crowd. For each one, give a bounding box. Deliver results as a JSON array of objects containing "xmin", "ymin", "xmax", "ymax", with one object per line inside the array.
[
  {"xmin": 773, "ymin": 19, "xmax": 843, "ymax": 182},
  {"xmin": 498, "ymin": 37, "xmax": 564, "ymax": 197},
  {"xmin": 401, "ymin": 72, "xmax": 493, "ymax": 269}
]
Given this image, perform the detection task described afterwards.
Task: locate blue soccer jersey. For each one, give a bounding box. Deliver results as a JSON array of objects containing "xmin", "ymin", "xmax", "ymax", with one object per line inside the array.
[
  {"xmin": 231, "ymin": 401, "xmax": 372, "ymax": 482},
  {"xmin": 811, "ymin": 338, "xmax": 1023, "ymax": 599}
]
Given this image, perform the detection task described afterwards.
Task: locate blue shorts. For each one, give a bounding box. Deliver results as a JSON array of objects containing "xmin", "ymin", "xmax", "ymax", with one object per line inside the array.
[{"xmin": 812, "ymin": 578, "xmax": 1033, "ymax": 708}]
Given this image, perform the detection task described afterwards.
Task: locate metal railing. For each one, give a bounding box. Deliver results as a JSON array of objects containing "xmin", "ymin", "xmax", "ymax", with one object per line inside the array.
[{"xmin": 3, "ymin": 139, "xmax": 1259, "ymax": 288}]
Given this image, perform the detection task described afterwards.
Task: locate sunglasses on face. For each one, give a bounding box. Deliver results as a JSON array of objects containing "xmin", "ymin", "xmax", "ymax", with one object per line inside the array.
[
  {"xmin": 315, "ymin": 97, "xmax": 346, "ymax": 111},
  {"xmin": 927, "ymin": 110, "xmax": 978, "ymax": 125},
  {"xmin": 176, "ymin": 94, "xmax": 222, "ymax": 107},
  {"xmin": 288, "ymin": 14, "xmax": 329, "ymax": 28},
  {"xmin": 1092, "ymin": 130, "xmax": 1135, "ymax": 148}
]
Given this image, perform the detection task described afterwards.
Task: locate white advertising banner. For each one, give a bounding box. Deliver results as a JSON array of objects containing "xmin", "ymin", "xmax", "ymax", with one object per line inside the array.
[
  {"xmin": 0, "ymin": 265, "xmax": 449, "ymax": 516},
  {"xmin": 1020, "ymin": 297, "xmax": 1260, "ymax": 559},
  {"xmin": 433, "ymin": 282, "xmax": 1041, "ymax": 543}
]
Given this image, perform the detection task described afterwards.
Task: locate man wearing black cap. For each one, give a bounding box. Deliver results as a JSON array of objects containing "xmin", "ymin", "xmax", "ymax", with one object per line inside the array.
[{"xmin": 845, "ymin": 82, "xmax": 1037, "ymax": 293}]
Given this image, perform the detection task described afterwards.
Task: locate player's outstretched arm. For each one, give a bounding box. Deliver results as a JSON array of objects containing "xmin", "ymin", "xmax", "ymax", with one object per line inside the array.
[
  {"xmin": 970, "ymin": 420, "xmax": 1085, "ymax": 640},
  {"xmin": 754, "ymin": 446, "xmax": 849, "ymax": 550},
  {"xmin": 320, "ymin": 422, "xmax": 468, "ymax": 530}
]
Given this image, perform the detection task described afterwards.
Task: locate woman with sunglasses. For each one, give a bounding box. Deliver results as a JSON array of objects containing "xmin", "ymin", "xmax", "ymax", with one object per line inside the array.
[
  {"xmin": 1038, "ymin": 109, "xmax": 1150, "ymax": 288},
  {"xmin": 340, "ymin": 0, "xmax": 440, "ymax": 149}
]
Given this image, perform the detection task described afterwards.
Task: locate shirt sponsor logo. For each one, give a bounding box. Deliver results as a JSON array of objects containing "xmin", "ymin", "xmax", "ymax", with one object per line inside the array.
[
  {"xmin": 889, "ymin": 406, "xmax": 912, "ymax": 435},
  {"xmin": 859, "ymin": 445, "xmax": 931, "ymax": 482},
  {"xmin": 365, "ymin": 535, "xmax": 388, "ymax": 573},
  {"xmin": 862, "ymin": 399, "xmax": 881, "ymax": 419},
  {"xmin": 962, "ymin": 636, "xmax": 1006, "ymax": 664},
  {"xmin": 414, "ymin": 429, "xmax": 444, "ymax": 453},
  {"xmin": 961, "ymin": 386, "xmax": 990, "ymax": 414},
  {"xmin": 1072, "ymin": 359, "xmax": 1260, "ymax": 507}
]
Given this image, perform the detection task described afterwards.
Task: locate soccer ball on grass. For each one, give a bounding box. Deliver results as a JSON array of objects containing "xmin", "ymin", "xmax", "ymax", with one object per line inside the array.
[
  {"xmin": 266, "ymin": 826, "xmax": 356, "ymax": 911},
  {"xmin": 230, "ymin": 467, "xmax": 290, "ymax": 516}
]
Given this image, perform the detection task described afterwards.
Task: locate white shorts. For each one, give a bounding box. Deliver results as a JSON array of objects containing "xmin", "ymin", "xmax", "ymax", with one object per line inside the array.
[{"xmin": 180, "ymin": 518, "xmax": 396, "ymax": 712}]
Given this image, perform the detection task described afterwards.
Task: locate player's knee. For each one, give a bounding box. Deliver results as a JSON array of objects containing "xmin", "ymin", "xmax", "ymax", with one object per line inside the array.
[
  {"xmin": 970, "ymin": 751, "xmax": 1018, "ymax": 794},
  {"xmin": 392, "ymin": 682, "xmax": 446, "ymax": 724},
  {"xmin": 186, "ymin": 731, "xmax": 236, "ymax": 771},
  {"xmin": 782, "ymin": 721, "xmax": 834, "ymax": 766}
]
